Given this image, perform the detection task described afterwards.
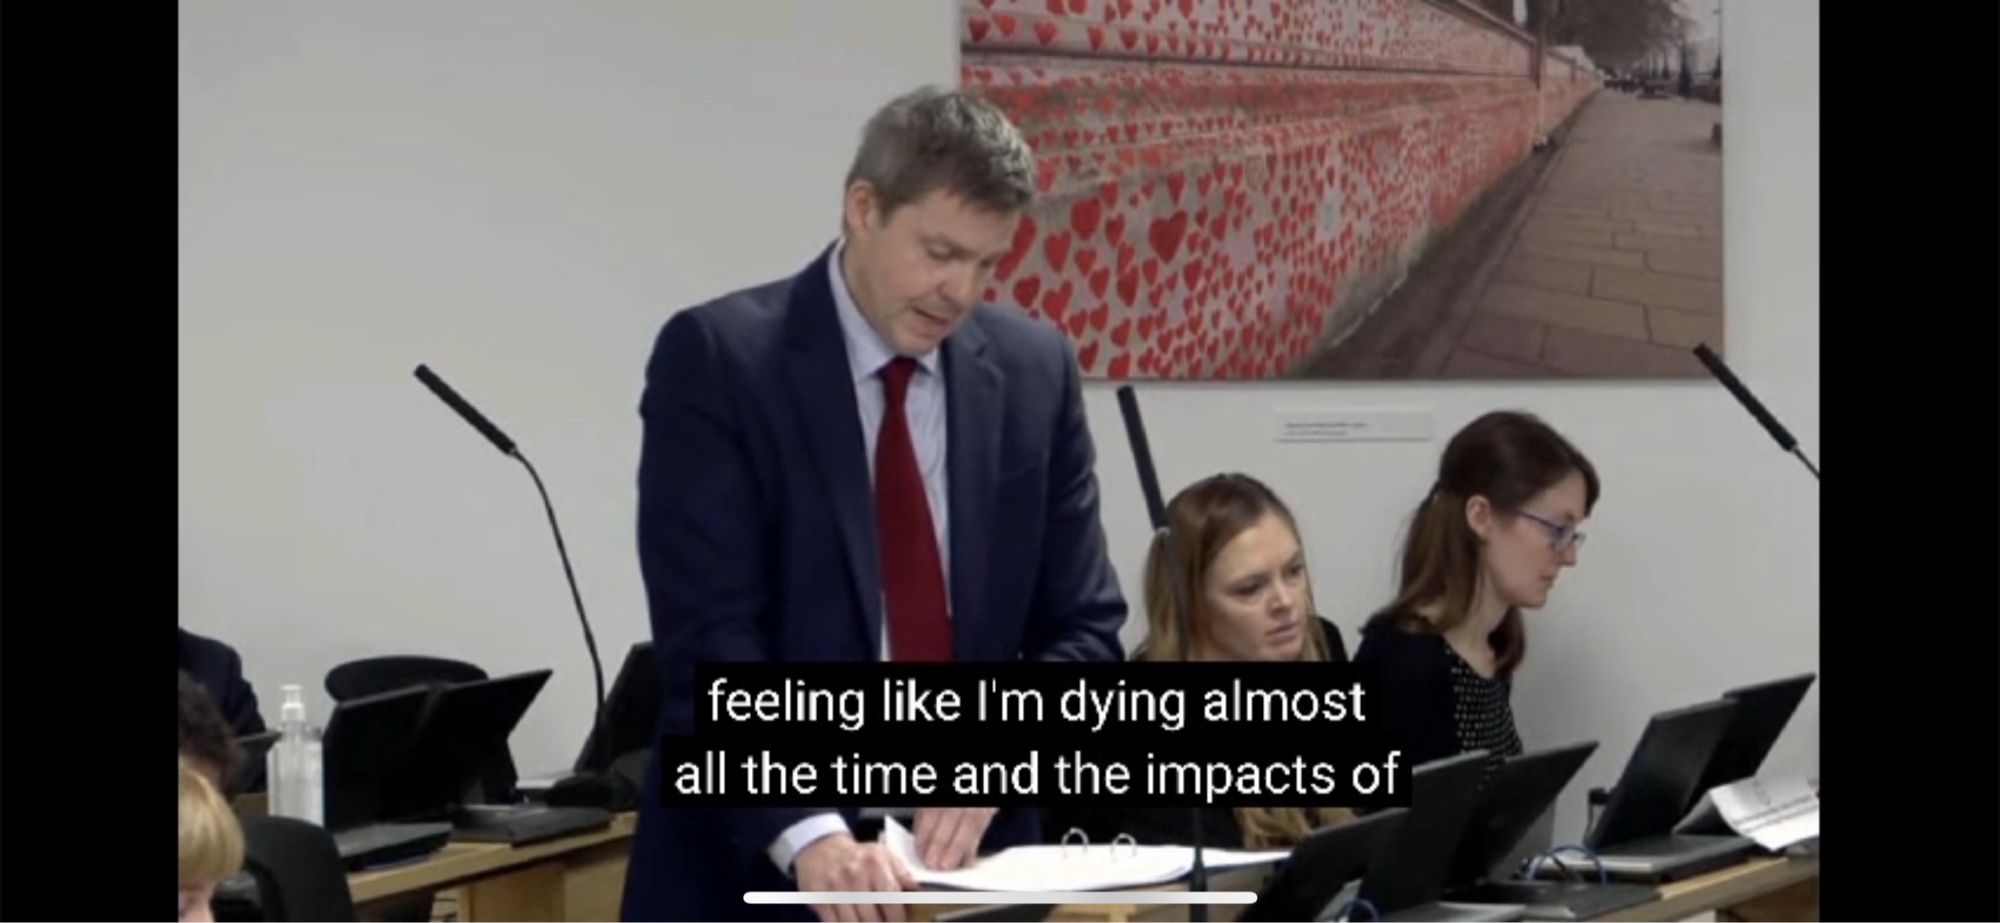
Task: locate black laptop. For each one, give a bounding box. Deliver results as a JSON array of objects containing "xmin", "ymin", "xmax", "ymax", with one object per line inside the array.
[
  {"xmin": 378, "ymin": 669, "xmax": 614, "ymax": 846},
  {"xmin": 1442, "ymin": 742, "xmax": 1657, "ymax": 920},
  {"xmin": 322, "ymin": 685, "xmax": 454, "ymax": 869},
  {"xmin": 1241, "ymin": 808, "xmax": 1408, "ymax": 922},
  {"xmin": 1579, "ymin": 699, "xmax": 1754, "ymax": 882},
  {"xmin": 1677, "ymin": 673, "xmax": 1817, "ymax": 835},
  {"xmin": 1357, "ymin": 751, "xmax": 1525, "ymax": 922}
]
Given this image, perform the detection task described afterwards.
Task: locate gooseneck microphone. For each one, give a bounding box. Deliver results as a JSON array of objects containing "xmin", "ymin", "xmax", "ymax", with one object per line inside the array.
[
  {"xmin": 1691, "ymin": 344, "xmax": 1819, "ymax": 479},
  {"xmin": 412, "ymin": 364, "xmax": 615, "ymax": 790},
  {"xmin": 1115, "ymin": 385, "xmax": 1208, "ymax": 920}
]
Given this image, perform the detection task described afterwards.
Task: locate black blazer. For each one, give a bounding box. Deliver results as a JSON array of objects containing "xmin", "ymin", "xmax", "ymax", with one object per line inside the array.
[{"xmin": 179, "ymin": 628, "xmax": 268, "ymax": 791}]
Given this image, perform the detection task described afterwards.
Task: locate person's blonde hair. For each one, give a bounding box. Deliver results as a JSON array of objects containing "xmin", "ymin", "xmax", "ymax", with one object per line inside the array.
[
  {"xmin": 1135, "ymin": 473, "xmax": 1354, "ymax": 849},
  {"xmin": 180, "ymin": 757, "xmax": 245, "ymax": 890}
]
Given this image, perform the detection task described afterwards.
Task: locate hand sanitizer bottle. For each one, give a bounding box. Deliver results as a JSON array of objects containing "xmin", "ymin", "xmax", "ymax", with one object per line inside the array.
[{"xmin": 266, "ymin": 684, "xmax": 324, "ymax": 825}]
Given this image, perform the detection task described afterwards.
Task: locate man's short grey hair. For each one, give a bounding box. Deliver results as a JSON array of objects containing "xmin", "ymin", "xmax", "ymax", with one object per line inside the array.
[{"xmin": 843, "ymin": 86, "xmax": 1037, "ymax": 228}]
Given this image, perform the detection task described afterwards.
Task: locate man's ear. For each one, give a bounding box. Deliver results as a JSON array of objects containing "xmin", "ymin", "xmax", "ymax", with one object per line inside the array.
[{"xmin": 843, "ymin": 180, "xmax": 880, "ymax": 240}]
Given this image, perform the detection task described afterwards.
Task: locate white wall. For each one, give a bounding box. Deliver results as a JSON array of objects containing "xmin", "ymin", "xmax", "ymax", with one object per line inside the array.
[
  {"xmin": 179, "ymin": 0, "xmax": 960, "ymax": 774},
  {"xmin": 181, "ymin": 0, "xmax": 1816, "ymax": 842}
]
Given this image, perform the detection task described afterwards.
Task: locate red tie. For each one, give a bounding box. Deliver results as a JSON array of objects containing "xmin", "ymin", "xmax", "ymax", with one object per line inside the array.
[{"xmin": 874, "ymin": 358, "xmax": 953, "ymax": 662}]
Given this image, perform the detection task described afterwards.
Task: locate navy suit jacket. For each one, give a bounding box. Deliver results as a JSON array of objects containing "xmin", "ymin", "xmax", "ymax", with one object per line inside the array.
[
  {"xmin": 621, "ymin": 246, "xmax": 1129, "ymax": 920},
  {"xmin": 178, "ymin": 628, "xmax": 268, "ymax": 790}
]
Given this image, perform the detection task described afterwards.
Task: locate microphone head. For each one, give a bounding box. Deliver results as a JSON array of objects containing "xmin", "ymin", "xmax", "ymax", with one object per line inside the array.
[
  {"xmin": 1689, "ymin": 343, "xmax": 1797, "ymax": 453},
  {"xmin": 412, "ymin": 363, "xmax": 518, "ymax": 456}
]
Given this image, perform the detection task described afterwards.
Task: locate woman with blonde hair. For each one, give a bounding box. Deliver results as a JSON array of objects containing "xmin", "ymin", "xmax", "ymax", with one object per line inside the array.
[
  {"xmin": 1054, "ymin": 473, "xmax": 1354, "ymax": 850},
  {"xmin": 179, "ymin": 757, "xmax": 245, "ymax": 923}
]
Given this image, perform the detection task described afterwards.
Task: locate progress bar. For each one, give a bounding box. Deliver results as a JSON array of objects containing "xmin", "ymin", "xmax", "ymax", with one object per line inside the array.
[{"xmin": 746, "ymin": 892, "xmax": 1258, "ymax": 905}]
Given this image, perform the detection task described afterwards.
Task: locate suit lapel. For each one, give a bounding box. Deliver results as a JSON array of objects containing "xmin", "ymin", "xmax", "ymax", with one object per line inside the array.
[
  {"xmin": 784, "ymin": 248, "xmax": 884, "ymax": 653},
  {"xmin": 943, "ymin": 316, "xmax": 1002, "ymax": 661}
]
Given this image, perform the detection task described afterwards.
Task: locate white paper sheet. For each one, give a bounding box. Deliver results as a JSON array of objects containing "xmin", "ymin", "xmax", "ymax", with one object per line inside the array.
[
  {"xmin": 880, "ymin": 817, "xmax": 1288, "ymax": 892},
  {"xmin": 1706, "ymin": 776, "xmax": 1820, "ymax": 850}
]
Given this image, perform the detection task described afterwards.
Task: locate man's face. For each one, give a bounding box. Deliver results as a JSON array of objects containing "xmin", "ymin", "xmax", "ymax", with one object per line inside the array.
[{"xmin": 841, "ymin": 183, "xmax": 1021, "ymax": 356}]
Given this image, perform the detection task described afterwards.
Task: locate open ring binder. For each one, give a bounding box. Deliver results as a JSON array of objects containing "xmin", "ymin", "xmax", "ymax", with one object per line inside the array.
[{"xmin": 1056, "ymin": 828, "xmax": 1143, "ymax": 860}]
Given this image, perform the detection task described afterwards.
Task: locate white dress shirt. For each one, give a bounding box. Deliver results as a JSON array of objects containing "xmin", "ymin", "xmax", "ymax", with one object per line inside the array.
[{"xmin": 766, "ymin": 240, "xmax": 954, "ymax": 875}]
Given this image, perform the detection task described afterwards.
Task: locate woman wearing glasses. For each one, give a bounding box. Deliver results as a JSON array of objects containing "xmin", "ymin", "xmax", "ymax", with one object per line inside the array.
[{"xmin": 1354, "ymin": 410, "xmax": 1599, "ymax": 768}]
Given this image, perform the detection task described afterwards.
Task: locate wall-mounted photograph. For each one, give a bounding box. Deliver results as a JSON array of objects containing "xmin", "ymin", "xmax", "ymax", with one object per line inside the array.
[{"xmin": 962, "ymin": 0, "xmax": 1724, "ymax": 379}]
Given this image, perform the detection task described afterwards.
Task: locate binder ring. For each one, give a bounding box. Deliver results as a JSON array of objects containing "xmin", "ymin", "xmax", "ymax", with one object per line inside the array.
[
  {"xmin": 1112, "ymin": 833, "xmax": 1138, "ymax": 859},
  {"xmin": 1060, "ymin": 827, "xmax": 1090, "ymax": 858}
]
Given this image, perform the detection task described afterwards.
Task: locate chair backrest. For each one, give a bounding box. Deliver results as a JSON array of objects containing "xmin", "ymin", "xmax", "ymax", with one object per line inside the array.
[
  {"xmin": 239, "ymin": 815, "xmax": 358, "ymax": 922},
  {"xmin": 325, "ymin": 655, "xmax": 488, "ymax": 702},
  {"xmin": 324, "ymin": 655, "xmax": 518, "ymax": 805}
]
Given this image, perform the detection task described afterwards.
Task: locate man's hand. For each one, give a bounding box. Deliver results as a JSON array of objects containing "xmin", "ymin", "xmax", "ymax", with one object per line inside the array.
[
  {"xmin": 794, "ymin": 833, "xmax": 917, "ymax": 923},
  {"xmin": 912, "ymin": 807, "xmax": 998, "ymax": 871}
]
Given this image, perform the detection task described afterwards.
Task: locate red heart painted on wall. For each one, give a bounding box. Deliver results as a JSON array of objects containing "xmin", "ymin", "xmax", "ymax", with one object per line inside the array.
[
  {"xmin": 1043, "ymin": 231, "xmax": 1072, "ymax": 273},
  {"xmin": 1147, "ymin": 213, "xmax": 1188, "ymax": 262},
  {"xmin": 996, "ymin": 13, "xmax": 1019, "ymax": 36},
  {"xmin": 969, "ymin": 18, "xmax": 992, "ymax": 41},
  {"xmin": 1012, "ymin": 276, "xmax": 1042, "ymax": 308},
  {"xmin": 1036, "ymin": 21, "xmax": 1061, "ymax": 44},
  {"xmin": 1116, "ymin": 267, "xmax": 1140, "ymax": 306},
  {"xmin": 1079, "ymin": 340, "xmax": 1100, "ymax": 372},
  {"xmin": 1069, "ymin": 198, "xmax": 1103, "ymax": 240},
  {"xmin": 1043, "ymin": 280, "xmax": 1075, "ymax": 320},
  {"xmin": 1109, "ymin": 353, "xmax": 1131, "ymax": 378},
  {"xmin": 996, "ymin": 215, "xmax": 1036, "ymax": 281},
  {"xmin": 1104, "ymin": 317, "xmax": 1136, "ymax": 349},
  {"xmin": 1075, "ymin": 246, "xmax": 1100, "ymax": 276},
  {"xmin": 1088, "ymin": 266, "xmax": 1110, "ymax": 299}
]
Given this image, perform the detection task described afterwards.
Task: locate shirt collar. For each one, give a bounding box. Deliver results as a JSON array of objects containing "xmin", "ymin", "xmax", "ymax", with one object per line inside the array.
[{"xmin": 828, "ymin": 238, "xmax": 941, "ymax": 385}]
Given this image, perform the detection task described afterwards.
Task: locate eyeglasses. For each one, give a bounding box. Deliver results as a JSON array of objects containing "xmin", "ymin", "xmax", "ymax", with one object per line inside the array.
[{"xmin": 1511, "ymin": 508, "xmax": 1586, "ymax": 552}]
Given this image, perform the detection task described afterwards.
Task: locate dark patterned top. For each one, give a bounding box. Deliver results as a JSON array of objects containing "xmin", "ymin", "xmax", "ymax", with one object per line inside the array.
[
  {"xmin": 1442, "ymin": 643, "xmax": 1524, "ymax": 760},
  {"xmin": 1354, "ymin": 613, "xmax": 1524, "ymax": 768}
]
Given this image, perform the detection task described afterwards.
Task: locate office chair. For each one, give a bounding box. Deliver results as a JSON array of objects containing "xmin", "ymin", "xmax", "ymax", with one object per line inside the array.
[
  {"xmin": 239, "ymin": 815, "xmax": 359, "ymax": 922},
  {"xmin": 324, "ymin": 655, "xmax": 487, "ymax": 701},
  {"xmin": 323, "ymin": 655, "xmax": 518, "ymax": 803}
]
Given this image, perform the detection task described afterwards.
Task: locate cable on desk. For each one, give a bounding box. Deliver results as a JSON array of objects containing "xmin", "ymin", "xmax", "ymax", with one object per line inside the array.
[
  {"xmin": 1520, "ymin": 844, "xmax": 1608, "ymax": 885},
  {"xmin": 1327, "ymin": 897, "xmax": 1379, "ymax": 921}
]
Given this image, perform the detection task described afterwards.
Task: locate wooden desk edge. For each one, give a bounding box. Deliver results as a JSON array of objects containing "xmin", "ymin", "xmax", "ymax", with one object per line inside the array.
[
  {"xmin": 347, "ymin": 812, "xmax": 638, "ymax": 905},
  {"xmin": 906, "ymin": 855, "xmax": 1819, "ymax": 923},
  {"xmin": 1589, "ymin": 854, "xmax": 1820, "ymax": 922}
]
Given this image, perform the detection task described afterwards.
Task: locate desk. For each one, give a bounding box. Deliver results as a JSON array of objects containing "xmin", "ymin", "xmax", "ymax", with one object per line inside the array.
[
  {"xmin": 906, "ymin": 855, "xmax": 1819, "ymax": 922},
  {"xmin": 1594, "ymin": 855, "xmax": 1819, "ymax": 922},
  {"xmin": 346, "ymin": 812, "xmax": 636, "ymax": 921}
]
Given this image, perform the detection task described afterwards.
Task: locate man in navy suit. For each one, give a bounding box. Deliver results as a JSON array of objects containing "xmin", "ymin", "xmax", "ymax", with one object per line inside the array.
[{"xmin": 622, "ymin": 86, "xmax": 1128, "ymax": 922}]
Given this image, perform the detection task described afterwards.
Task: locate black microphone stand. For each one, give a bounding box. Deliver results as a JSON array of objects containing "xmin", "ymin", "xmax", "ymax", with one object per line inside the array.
[
  {"xmin": 412, "ymin": 365, "xmax": 622, "ymax": 805},
  {"xmin": 1116, "ymin": 386, "xmax": 1207, "ymax": 921}
]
